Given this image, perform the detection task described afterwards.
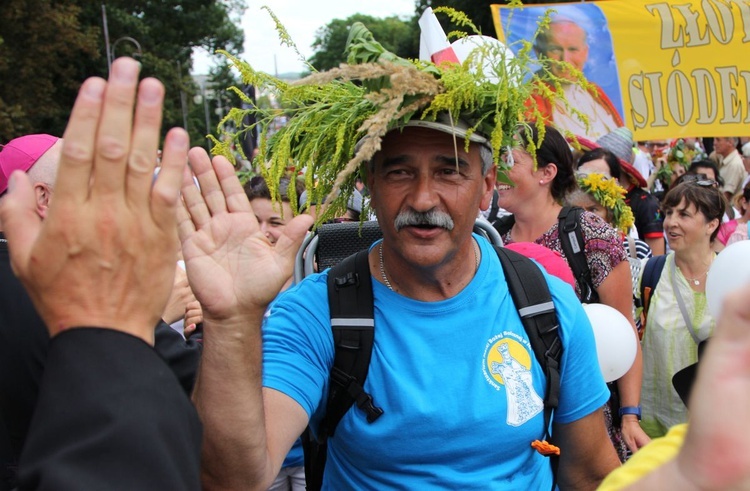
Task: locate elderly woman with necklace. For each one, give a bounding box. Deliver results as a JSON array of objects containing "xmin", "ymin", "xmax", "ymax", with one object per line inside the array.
[{"xmin": 639, "ymin": 178, "xmax": 726, "ymax": 438}]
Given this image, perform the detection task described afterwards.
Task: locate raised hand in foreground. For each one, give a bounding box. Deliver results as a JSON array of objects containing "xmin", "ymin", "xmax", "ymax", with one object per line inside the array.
[
  {"xmin": 603, "ymin": 284, "xmax": 750, "ymax": 490},
  {"xmin": 0, "ymin": 58, "xmax": 188, "ymax": 344}
]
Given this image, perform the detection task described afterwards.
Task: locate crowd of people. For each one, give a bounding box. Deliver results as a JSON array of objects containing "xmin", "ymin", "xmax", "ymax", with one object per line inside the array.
[{"xmin": 1, "ymin": 14, "xmax": 750, "ymax": 491}]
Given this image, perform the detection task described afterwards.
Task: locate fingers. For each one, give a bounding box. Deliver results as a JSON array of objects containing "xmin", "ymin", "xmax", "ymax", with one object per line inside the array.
[
  {"xmin": 190, "ymin": 147, "xmax": 228, "ymax": 217},
  {"xmin": 54, "ymin": 78, "xmax": 107, "ymax": 203},
  {"xmin": 180, "ymin": 150, "xmax": 252, "ymax": 232},
  {"xmin": 177, "ymin": 197, "xmax": 197, "ymax": 244},
  {"xmin": 127, "ymin": 78, "xmax": 166, "ymax": 207},
  {"xmin": 0, "ymin": 172, "xmax": 41, "ymax": 276},
  {"xmin": 212, "ymin": 155, "xmax": 252, "ymax": 214},
  {"xmin": 181, "ymin": 148, "xmax": 215, "ymax": 230},
  {"xmin": 274, "ymin": 213, "xmax": 314, "ymax": 263},
  {"xmin": 92, "ymin": 57, "xmax": 141, "ymax": 198},
  {"xmin": 151, "ymin": 128, "xmax": 189, "ymax": 231}
]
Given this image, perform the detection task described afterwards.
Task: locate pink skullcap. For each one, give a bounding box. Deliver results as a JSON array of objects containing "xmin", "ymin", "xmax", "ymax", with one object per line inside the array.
[
  {"xmin": 0, "ymin": 134, "xmax": 60, "ymax": 194},
  {"xmin": 504, "ymin": 242, "xmax": 576, "ymax": 291}
]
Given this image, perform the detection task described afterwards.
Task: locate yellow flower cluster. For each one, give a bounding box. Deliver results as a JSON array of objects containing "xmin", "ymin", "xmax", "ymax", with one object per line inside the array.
[{"xmin": 578, "ymin": 173, "xmax": 635, "ymax": 234}]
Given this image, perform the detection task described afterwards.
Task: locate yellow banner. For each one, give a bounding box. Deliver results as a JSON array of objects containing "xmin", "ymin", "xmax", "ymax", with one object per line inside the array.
[{"xmin": 492, "ymin": 0, "xmax": 750, "ymax": 141}]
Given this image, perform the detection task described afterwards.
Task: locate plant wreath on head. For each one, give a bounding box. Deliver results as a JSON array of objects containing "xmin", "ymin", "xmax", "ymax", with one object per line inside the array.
[
  {"xmin": 577, "ymin": 173, "xmax": 635, "ymax": 235},
  {"xmin": 213, "ymin": 4, "xmax": 589, "ymax": 225}
]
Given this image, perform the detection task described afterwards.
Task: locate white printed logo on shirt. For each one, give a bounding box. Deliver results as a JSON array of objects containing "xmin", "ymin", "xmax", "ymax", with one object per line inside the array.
[{"xmin": 482, "ymin": 333, "xmax": 544, "ymax": 427}]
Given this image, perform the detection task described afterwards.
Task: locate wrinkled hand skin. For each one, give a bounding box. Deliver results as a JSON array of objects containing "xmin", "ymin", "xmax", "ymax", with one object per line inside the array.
[{"xmin": 0, "ymin": 58, "xmax": 188, "ymax": 345}]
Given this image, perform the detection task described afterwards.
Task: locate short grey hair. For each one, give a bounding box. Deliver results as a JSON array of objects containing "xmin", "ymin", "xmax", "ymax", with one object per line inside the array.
[{"xmin": 479, "ymin": 144, "xmax": 494, "ymax": 175}]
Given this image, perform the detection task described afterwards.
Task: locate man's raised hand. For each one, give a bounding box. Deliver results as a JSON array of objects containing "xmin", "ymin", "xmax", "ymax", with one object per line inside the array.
[{"xmin": 177, "ymin": 147, "xmax": 312, "ymax": 323}]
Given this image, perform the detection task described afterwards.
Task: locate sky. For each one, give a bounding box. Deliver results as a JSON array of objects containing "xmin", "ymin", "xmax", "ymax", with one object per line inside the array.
[{"xmin": 193, "ymin": 0, "xmax": 418, "ymax": 75}]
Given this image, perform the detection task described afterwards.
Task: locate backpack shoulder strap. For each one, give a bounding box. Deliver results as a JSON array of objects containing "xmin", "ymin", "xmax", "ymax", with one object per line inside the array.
[
  {"xmin": 303, "ymin": 249, "xmax": 384, "ymax": 491},
  {"xmin": 640, "ymin": 254, "xmax": 667, "ymax": 321},
  {"xmin": 557, "ymin": 206, "xmax": 598, "ymax": 303},
  {"xmin": 488, "ymin": 189, "xmax": 500, "ymax": 223},
  {"xmin": 323, "ymin": 249, "xmax": 384, "ymax": 436},
  {"xmin": 492, "ymin": 213, "xmax": 516, "ymax": 235},
  {"xmin": 494, "ymin": 246, "xmax": 562, "ymax": 440}
]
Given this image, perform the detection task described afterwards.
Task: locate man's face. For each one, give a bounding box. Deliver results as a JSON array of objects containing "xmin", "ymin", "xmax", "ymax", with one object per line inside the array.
[
  {"xmin": 713, "ymin": 137, "xmax": 735, "ymax": 157},
  {"xmin": 540, "ymin": 22, "xmax": 589, "ymax": 81},
  {"xmin": 367, "ymin": 126, "xmax": 495, "ymax": 271},
  {"xmin": 693, "ymin": 166, "xmax": 717, "ymax": 182},
  {"xmin": 646, "ymin": 140, "xmax": 670, "ymax": 157}
]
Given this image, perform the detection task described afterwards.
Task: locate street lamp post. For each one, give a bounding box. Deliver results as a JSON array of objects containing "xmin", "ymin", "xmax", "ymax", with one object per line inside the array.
[{"xmin": 102, "ymin": 4, "xmax": 143, "ymax": 74}]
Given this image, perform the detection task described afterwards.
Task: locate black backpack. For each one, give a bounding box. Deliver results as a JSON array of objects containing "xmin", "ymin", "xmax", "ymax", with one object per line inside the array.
[
  {"xmin": 492, "ymin": 206, "xmax": 599, "ymax": 304},
  {"xmin": 639, "ymin": 254, "xmax": 667, "ymax": 325},
  {"xmin": 302, "ymin": 246, "xmax": 563, "ymax": 490}
]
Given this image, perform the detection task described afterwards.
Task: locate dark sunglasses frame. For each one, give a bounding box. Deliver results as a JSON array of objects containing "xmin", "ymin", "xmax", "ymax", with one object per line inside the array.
[{"xmin": 680, "ymin": 174, "xmax": 718, "ymax": 188}]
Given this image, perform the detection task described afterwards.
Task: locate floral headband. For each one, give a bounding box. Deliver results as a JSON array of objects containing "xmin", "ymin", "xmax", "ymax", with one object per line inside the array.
[{"xmin": 577, "ymin": 173, "xmax": 635, "ymax": 234}]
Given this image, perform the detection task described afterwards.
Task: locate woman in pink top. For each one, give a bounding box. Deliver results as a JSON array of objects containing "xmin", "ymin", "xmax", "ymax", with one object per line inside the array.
[{"xmin": 715, "ymin": 184, "xmax": 750, "ymax": 252}]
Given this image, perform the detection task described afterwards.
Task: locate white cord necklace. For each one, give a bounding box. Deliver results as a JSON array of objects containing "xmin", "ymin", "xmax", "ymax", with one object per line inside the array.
[
  {"xmin": 680, "ymin": 269, "xmax": 708, "ymax": 286},
  {"xmin": 379, "ymin": 241, "xmax": 479, "ymax": 292},
  {"xmin": 677, "ymin": 256, "xmax": 714, "ymax": 286}
]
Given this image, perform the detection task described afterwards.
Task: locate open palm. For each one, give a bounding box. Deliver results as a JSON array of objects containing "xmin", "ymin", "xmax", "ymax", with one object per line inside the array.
[{"xmin": 177, "ymin": 149, "xmax": 313, "ymax": 321}]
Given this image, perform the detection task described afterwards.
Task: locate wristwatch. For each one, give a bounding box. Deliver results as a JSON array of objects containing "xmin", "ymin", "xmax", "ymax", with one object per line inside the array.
[{"xmin": 619, "ymin": 406, "xmax": 642, "ymax": 421}]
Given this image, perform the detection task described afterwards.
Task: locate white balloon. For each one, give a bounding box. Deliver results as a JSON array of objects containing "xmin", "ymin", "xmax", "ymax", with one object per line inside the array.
[
  {"xmin": 582, "ymin": 303, "xmax": 638, "ymax": 383},
  {"xmin": 706, "ymin": 241, "xmax": 750, "ymax": 319},
  {"xmin": 450, "ymin": 35, "xmax": 515, "ymax": 85}
]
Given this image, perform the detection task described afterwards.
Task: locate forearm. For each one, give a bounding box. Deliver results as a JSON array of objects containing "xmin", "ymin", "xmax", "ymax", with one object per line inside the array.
[
  {"xmin": 193, "ymin": 313, "xmax": 276, "ymax": 491},
  {"xmin": 616, "ymin": 343, "xmax": 643, "ymax": 408},
  {"xmin": 555, "ymin": 410, "xmax": 621, "ymax": 490}
]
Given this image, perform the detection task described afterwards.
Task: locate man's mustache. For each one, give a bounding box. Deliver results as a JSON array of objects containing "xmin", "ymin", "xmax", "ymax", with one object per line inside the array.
[{"xmin": 394, "ymin": 209, "xmax": 454, "ymax": 231}]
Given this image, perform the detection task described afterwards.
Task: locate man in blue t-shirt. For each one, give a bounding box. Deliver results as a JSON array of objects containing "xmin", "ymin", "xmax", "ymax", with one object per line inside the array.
[{"xmin": 181, "ymin": 118, "xmax": 621, "ymax": 489}]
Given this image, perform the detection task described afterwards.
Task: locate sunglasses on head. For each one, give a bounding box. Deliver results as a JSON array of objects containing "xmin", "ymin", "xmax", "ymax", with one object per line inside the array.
[{"xmin": 680, "ymin": 174, "xmax": 718, "ymax": 188}]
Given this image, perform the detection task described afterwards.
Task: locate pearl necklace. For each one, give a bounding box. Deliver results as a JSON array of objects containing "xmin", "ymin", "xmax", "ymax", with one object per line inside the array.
[{"xmin": 379, "ymin": 241, "xmax": 480, "ymax": 292}]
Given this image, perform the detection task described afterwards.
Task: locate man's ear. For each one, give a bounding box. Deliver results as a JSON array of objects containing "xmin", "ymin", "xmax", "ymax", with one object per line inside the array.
[
  {"xmin": 34, "ymin": 183, "xmax": 52, "ymax": 219},
  {"xmin": 480, "ymin": 166, "xmax": 497, "ymax": 211}
]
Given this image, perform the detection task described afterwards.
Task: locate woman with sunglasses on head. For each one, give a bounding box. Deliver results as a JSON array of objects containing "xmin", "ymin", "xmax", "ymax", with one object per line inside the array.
[
  {"xmin": 495, "ymin": 125, "xmax": 651, "ymax": 458},
  {"xmin": 639, "ymin": 178, "xmax": 726, "ymax": 439}
]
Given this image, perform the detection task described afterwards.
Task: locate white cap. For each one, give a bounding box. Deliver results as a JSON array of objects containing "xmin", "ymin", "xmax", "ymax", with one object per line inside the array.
[{"xmin": 404, "ymin": 113, "xmax": 488, "ymax": 144}]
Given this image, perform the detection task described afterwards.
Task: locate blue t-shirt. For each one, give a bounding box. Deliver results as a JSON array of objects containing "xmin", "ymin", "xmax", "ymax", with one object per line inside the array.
[
  {"xmin": 263, "ymin": 235, "xmax": 609, "ymax": 489},
  {"xmin": 264, "ymin": 304, "xmax": 305, "ymax": 469}
]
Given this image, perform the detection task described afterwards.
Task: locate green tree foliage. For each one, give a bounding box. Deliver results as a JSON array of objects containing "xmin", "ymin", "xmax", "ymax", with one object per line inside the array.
[
  {"xmin": 308, "ymin": 14, "xmax": 419, "ymax": 71},
  {"xmin": 0, "ymin": 1, "xmax": 101, "ymax": 140},
  {"xmin": 0, "ymin": 0, "xmax": 245, "ymax": 145}
]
